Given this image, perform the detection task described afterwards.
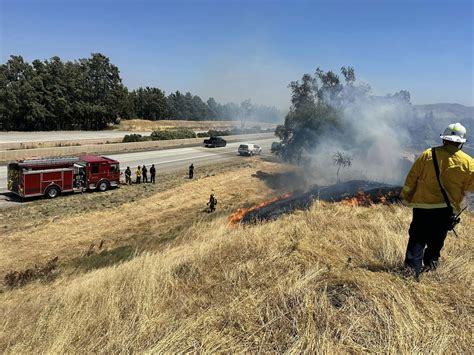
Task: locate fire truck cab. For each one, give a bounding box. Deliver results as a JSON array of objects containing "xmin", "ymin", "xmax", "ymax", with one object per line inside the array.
[
  {"xmin": 7, "ymin": 155, "xmax": 120, "ymax": 199},
  {"xmin": 77, "ymin": 155, "xmax": 120, "ymax": 192}
]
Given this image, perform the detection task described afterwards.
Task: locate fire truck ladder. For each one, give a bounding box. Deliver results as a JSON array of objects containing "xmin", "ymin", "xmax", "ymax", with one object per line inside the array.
[{"xmin": 21, "ymin": 156, "xmax": 79, "ymax": 165}]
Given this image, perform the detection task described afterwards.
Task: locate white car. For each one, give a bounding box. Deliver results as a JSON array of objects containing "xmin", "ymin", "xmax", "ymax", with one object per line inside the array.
[{"xmin": 238, "ymin": 143, "xmax": 262, "ymax": 156}]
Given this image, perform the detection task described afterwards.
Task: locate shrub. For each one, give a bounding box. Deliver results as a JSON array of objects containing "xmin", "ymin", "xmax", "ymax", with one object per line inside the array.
[
  {"xmin": 197, "ymin": 127, "xmax": 269, "ymax": 138},
  {"xmin": 151, "ymin": 128, "xmax": 197, "ymax": 141},
  {"xmin": 123, "ymin": 134, "xmax": 148, "ymax": 143},
  {"xmin": 207, "ymin": 129, "xmax": 231, "ymax": 137},
  {"xmin": 5, "ymin": 256, "xmax": 59, "ymax": 288}
]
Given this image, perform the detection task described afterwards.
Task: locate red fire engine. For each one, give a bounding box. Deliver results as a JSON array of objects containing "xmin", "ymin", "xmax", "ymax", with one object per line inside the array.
[{"xmin": 7, "ymin": 155, "xmax": 121, "ymax": 199}]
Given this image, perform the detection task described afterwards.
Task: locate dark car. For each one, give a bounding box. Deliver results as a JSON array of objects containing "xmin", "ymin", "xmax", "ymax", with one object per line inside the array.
[{"xmin": 203, "ymin": 136, "xmax": 227, "ymax": 148}]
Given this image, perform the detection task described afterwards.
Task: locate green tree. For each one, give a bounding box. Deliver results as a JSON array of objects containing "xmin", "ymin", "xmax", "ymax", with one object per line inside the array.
[
  {"xmin": 132, "ymin": 87, "xmax": 167, "ymax": 120},
  {"xmin": 79, "ymin": 53, "xmax": 126, "ymax": 130},
  {"xmin": 119, "ymin": 87, "xmax": 136, "ymax": 119},
  {"xmin": 206, "ymin": 97, "xmax": 219, "ymax": 120},
  {"xmin": 273, "ymin": 69, "xmax": 344, "ymax": 164},
  {"xmin": 273, "ymin": 66, "xmax": 374, "ymax": 164},
  {"xmin": 0, "ymin": 55, "xmax": 46, "ymax": 131}
]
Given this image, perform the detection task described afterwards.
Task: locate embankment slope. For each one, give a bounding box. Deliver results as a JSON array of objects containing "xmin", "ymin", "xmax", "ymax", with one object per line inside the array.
[{"xmin": 0, "ymin": 160, "xmax": 472, "ymax": 353}]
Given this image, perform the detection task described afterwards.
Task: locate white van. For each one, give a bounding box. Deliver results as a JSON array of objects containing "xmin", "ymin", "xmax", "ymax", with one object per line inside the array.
[{"xmin": 238, "ymin": 143, "xmax": 262, "ymax": 156}]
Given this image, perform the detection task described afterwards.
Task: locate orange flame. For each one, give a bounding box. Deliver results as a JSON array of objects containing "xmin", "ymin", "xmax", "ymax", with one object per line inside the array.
[
  {"xmin": 342, "ymin": 191, "xmax": 396, "ymax": 207},
  {"xmin": 342, "ymin": 192, "xmax": 375, "ymax": 207},
  {"xmin": 229, "ymin": 193, "xmax": 291, "ymax": 224}
]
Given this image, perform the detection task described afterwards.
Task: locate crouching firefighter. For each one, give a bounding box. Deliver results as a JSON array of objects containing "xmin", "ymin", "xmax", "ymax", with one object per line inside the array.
[{"xmin": 401, "ymin": 123, "xmax": 473, "ymax": 278}]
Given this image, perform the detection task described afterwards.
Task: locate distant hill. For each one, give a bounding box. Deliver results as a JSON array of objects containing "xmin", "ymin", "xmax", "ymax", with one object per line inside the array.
[
  {"xmin": 412, "ymin": 103, "xmax": 473, "ymax": 149},
  {"xmin": 414, "ymin": 103, "xmax": 474, "ymax": 120}
]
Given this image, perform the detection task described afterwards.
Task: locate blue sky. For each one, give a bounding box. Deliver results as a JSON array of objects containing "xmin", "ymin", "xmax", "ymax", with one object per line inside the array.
[{"xmin": 1, "ymin": 0, "xmax": 472, "ymax": 108}]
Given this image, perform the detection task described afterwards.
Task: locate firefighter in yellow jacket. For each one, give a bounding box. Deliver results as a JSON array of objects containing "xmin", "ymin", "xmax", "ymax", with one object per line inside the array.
[{"xmin": 401, "ymin": 123, "xmax": 473, "ymax": 277}]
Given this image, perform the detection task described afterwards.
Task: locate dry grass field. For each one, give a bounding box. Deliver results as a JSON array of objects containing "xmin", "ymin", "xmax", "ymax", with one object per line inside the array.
[
  {"xmin": 114, "ymin": 119, "xmax": 277, "ymax": 132},
  {"xmin": 0, "ymin": 159, "xmax": 472, "ymax": 353}
]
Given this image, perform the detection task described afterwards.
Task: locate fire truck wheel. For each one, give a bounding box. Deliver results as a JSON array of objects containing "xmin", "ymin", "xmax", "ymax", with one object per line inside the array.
[
  {"xmin": 45, "ymin": 186, "xmax": 60, "ymax": 199},
  {"xmin": 98, "ymin": 181, "xmax": 109, "ymax": 192}
]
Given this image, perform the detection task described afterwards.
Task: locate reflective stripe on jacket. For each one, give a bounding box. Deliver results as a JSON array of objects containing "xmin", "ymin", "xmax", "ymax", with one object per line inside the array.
[{"xmin": 401, "ymin": 145, "xmax": 474, "ymax": 212}]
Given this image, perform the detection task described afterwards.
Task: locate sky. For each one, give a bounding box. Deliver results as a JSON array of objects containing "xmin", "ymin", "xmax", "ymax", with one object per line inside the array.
[{"xmin": 1, "ymin": 0, "xmax": 473, "ymax": 108}]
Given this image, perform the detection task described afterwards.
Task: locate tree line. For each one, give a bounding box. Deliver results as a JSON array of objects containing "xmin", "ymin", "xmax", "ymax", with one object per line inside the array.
[{"xmin": 0, "ymin": 53, "xmax": 283, "ymax": 131}]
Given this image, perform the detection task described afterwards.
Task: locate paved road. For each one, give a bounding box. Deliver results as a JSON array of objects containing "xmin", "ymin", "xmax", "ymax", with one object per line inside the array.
[
  {"xmin": 0, "ymin": 131, "xmax": 151, "ymax": 143},
  {"xmin": 0, "ymin": 129, "xmax": 273, "ymax": 143},
  {"xmin": 0, "ymin": 138, "xmax": 274, "ymax": 209}
]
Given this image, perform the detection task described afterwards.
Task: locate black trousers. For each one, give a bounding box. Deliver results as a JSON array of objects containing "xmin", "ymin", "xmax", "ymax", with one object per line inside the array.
[
  {"xmin": 405, "ymin": 208, "xmax": 451, "ymax": 274},
  {"xmin": 150, "ymin": 174, "xmax": 155, "ymax": 183}
]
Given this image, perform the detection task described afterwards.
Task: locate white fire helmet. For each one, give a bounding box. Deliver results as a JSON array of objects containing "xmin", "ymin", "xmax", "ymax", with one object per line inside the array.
[{"xmin": 440, "ymin": 122, "xmax": 467, "ymax": 143}]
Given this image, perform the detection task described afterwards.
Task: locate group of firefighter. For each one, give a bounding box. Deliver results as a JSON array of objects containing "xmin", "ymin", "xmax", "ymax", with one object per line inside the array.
[
  {"xmin": 122, "ymin": 162, "xmax": 217, "ymax": 212},
  {"xmin": 123, "ymin": 164, "xmax": 157, "ymax": 184}
]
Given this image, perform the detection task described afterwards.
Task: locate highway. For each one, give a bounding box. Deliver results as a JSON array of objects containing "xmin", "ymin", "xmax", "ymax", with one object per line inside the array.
[{"xmin": 0, "ymin": 138, "xmax": 275, "ymax": 208}]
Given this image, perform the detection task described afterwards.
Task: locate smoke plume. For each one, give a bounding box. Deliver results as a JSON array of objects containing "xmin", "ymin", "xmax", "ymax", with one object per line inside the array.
[{"xmin": 308, "ymin": 84, "xmax": 416, "ymax": 185}]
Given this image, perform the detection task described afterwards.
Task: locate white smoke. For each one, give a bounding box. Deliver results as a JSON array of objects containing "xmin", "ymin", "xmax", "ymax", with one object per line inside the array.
[{"xmin": 308, "ymin": 85, "xmax": 416, "ymax": 185}]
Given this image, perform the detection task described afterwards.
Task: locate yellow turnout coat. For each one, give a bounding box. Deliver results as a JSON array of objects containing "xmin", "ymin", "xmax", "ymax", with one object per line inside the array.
[{"xmin": 401, "ymin": 145, "xmax": 474, "ymax": 212}]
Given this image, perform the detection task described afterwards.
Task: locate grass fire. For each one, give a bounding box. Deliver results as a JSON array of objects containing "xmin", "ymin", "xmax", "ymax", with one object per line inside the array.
[
  {"xmin": 2, "ymin": 1, "xmax": 473, "ymax": 352},
  {"xmin": 228, "ymin": 193, "xmax": 291, "ymax": 224},
  {"xmin": 0, "ymin": 159, "xmax": 472, "ymax": 353},
  {"xmin": 229, "ymin": 180, "xmax": 402, "ymax": 224}
]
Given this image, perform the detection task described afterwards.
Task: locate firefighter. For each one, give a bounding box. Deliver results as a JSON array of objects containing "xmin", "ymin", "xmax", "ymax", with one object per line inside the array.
[
  {"xmin": 150, "ymin": 164, "xmax": 156, "ymax": 184},
  {"xmin": 124, "ymin": 166, "xmax": 132, "ymax": 185},
  {"xmin": 189, "ymin": 163, "xmax": 194, "ymax": 179},
  {"xmin": 207, "ymin": 193, "xmax": 217, "ymax": 212},
  {"xmin": 401, "ymin": 123, "xmax": 473, "ymax": 278},
  {"xmin": 78, "ymin": 168, "xmax": 86, "ymax": 192},
  {"xmin": 142, "ymin": 165, "xmax": 148, "ymax": 183},
  {"xmin": 135, "ymin": 166, "xmax": 141, "ymax": 184}
]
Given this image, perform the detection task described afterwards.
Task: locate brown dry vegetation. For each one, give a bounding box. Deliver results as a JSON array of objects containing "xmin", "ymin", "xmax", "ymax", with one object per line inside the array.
[
  {"xmin": 0, "ymin": 159, "xmax": 269, "ymax": 277},
  {"xmin": 0, "ymin": 159, "xmax": 472, "ymax": 353},
  {"xmin": 114, "ymin": 119, "xmax": 277, "ymax": 131}
]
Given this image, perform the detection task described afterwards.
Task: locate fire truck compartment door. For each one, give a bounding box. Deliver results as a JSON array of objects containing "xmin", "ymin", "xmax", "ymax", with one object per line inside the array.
[{"xmin": 24, "ymin": 173, "xmax": 41, "ymax": 195}]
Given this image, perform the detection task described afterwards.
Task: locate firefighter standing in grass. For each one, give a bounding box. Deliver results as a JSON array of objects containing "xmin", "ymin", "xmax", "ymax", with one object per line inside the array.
[
  {"xmin": 401, "ymin": 123, "xmax": 473, "ymax": 278},
  {"xmin": 135, "ymin": 166, "xmax": 142, "ymax": 184},
  {"xmin": 142, "ymin": 165, "xmax": 148, "ymax": 183},
  {"xmin": 150, "ymin": 164, "xmax": 156, "ymax": 184},
  {"xmin": 189, "ymin": 163, "xmax": 194, "ymax": 179},
  {"xmin": 125, "ymin": 166, "xmax": 132, "ymax": 185},
  {"xmin": 207, "ymin": 193, "xmax": 217, "ymax": 212}
]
